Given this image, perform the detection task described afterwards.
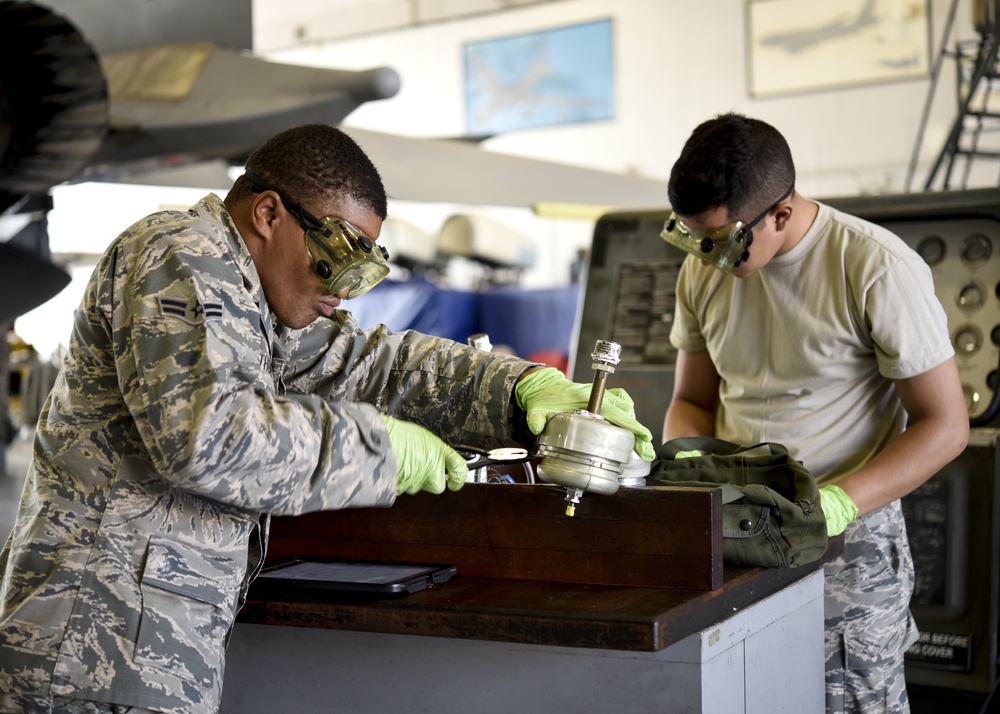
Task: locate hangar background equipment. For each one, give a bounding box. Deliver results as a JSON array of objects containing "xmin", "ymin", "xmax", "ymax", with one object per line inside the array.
[{"xmin": 0, "ymin": 0, "xmax": 399, "ymax": 324}]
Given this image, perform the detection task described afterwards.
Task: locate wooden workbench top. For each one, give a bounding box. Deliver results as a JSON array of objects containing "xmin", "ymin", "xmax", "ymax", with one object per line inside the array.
[{"xmin": 238, "ymin": 548, "xmax": 837, "ymax": 652}]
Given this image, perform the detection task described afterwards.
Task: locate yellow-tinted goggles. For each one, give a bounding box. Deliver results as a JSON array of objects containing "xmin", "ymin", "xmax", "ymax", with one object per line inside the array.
[
  {"xmin": 660, "ymin": 214, "xmax": 751, "ymax": 273},
  {"xmin": 303, "ymin": 216, "xmax": 389, "ymax": 299},
  {"xmin": 244, "ymin": 168, "xmax": 390, "ymax": 299},
  {"xmin": 661, "ymin": 185, "xmax": 794, "ymax": 273}
]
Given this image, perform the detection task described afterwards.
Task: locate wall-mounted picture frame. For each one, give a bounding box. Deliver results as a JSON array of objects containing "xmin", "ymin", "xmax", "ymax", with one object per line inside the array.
[
  {"xmin": 746, "ymin": 0, "xmax": 930, "ymax": 98},
  {"xmin": 464, "ymin": 18, "xmax": 614, "ymax": 136}
]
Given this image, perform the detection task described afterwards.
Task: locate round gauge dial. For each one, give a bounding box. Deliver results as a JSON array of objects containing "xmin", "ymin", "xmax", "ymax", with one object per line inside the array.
[
  {"xmin": 954, "ymin": 325, "xmax": 983, "ymax": 354},
  {"xmin": 916, "ymin": 236, "xmax": 946, "ymax": 266},
  {"xmin": 958, "ymin": 281, "xmax": 986, "ymax": 311},
  {"xmin": 962, "ymin": 233, "xmax": 992, "ymax": 265}
]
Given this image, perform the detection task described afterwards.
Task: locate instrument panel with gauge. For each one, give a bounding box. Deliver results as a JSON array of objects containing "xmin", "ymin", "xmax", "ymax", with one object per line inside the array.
[
  {"xmin": 824, "ymin": 188, "xmax": 1000, "ymax": 426},
  {"xmin": 889, "ymin": 218, "xmax": 1000, "ymax": 422}
]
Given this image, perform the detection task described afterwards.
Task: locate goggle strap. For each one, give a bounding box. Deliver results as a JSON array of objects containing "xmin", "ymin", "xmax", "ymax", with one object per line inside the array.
[
  {"xmin": 242, "ymin": 168, "xmax": 326, "ymax": 233},
  {"xmin": 744, "ymin": 184, "xmax": 795, "ymax": 232}
]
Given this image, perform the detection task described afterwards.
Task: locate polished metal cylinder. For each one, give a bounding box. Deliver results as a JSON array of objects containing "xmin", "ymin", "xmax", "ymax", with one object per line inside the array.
[
  {"xmin": 535, "ymin": 339, "xmax": 635, "ymax": 512},
  {"xmin": 536, "ymin": 411, "xmax": 634, "ymax": 496}
]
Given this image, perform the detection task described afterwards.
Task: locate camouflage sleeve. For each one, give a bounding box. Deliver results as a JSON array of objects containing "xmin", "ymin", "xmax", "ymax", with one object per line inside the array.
[
  {"xmin": 282, "ymin": 311, "xmax": 540, "ymax": 451},
  {"xmin": 108, "ymin": 217, "xmax": 397, "ymax": 516}
]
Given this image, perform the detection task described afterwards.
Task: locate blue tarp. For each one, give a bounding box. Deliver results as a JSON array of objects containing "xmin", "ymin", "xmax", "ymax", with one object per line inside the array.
[{"xmin": 346, "ymin": 279, "xmax": 581, "ymax": 362}]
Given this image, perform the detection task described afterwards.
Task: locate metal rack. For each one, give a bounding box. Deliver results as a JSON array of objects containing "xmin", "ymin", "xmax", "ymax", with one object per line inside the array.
[{"xmin": 910, "ymin": 0, "xmax": 1000, "ymax": 191}]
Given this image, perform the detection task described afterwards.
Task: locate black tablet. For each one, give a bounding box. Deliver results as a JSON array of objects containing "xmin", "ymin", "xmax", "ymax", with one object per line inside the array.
[{"xmin": 254, "ymin": 558, "xmax": 458, "ymax": 595}]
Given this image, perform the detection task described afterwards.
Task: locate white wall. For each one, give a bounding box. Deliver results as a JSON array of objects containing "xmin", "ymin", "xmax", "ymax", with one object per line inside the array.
[{"xmin": 262, "ymin": 0, "xmax": 975, "ymax": 197}]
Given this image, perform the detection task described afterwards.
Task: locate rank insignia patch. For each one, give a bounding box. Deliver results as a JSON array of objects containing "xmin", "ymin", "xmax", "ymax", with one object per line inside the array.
[{"xmin": 158, "ymin": 295, "xmax": 224, "ymax": 325}]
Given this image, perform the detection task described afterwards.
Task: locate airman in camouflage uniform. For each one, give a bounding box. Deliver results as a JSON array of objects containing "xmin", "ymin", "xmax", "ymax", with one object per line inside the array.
[
  {"xmin": 662, "ymin": 114, "xmax": 969, "ymax": 714},
  {"xmin": 0, "ymin": 125, "xmax": 654, "ymax": 714}
]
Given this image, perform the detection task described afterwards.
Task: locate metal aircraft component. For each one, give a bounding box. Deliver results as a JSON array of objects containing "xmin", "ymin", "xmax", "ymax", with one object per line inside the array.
[
  {"xmin": 536, "ymin": 339, "xmax": 635, "ymax": 516},
  {"xmin": 0, "ymin": 1, "xmax": 106, "ymax": 320},
  {"xmin": 0, "ymin": 0, "xmax": 400, "ymax": 327},
  {"xmin": 0, "ymin": 2, "xmax": 109, "ymax": 209}
]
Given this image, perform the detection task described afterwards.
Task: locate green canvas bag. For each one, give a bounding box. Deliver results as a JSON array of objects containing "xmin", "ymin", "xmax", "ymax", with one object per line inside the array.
[{"xmin": 649, "ymin": 437, "xmax": 829, "ymax": 568}]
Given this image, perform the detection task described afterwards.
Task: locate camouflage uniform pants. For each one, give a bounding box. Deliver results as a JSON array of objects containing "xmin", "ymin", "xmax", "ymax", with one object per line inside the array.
[
  {"xmin": 0, "ymin": 696, "xmax": 158, "ymax": 713},
  {"xmin": 824, "ymin": 500, "xmax": 919, "ymax": 714}
]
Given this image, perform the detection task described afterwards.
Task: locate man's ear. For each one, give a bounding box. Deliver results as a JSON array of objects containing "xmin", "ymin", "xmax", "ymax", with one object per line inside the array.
[
  {"xmin": 772, "ymin": 201, "xmax": 793, "ymax": 232},
  {"xmin": 249, "ymin": 191, "xmax": 282, "ymax": 239}
]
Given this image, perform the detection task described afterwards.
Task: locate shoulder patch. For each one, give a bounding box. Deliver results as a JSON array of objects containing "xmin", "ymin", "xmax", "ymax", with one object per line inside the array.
[{"xmin": 158, "ymin": 295, "xmax": 224, "ymax": 325}]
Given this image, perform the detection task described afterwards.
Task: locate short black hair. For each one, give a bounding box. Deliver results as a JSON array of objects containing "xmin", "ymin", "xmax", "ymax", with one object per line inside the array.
[
  {"xmin": 228, "ymin": 124, "xmax": 387, "ymax": 219},
  {"xmin": 667, "ymin": 113, "xmax": 795, "ymax": 220}
]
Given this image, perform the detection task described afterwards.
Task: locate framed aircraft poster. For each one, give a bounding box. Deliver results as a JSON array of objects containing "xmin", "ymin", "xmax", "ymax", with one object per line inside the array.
[
  {"xmin": 746, "ymin": 0, "xmax": 930, "ymax": 97},
  {"xmin": 463, "ymin": 19, "xmax": 614, "ymax": 136}
]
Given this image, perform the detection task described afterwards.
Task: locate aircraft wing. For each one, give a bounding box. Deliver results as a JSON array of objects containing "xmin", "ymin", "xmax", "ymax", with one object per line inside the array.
[
  {"xmin": 343, "ymin": 127, "xmax": 667, "ymax": 211},
  {"xmin": 0, "ymin": 0, "xmax": 398, "ymax": 324},
  {"xmin": 88, "ymin": 45, "xmax": 400, "ymax": 175}
]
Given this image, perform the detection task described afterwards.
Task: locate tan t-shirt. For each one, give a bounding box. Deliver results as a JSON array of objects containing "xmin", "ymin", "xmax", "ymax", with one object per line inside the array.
[{"xmin": 670, "ymin": 201, "xmax": 954, "ymax": 483}]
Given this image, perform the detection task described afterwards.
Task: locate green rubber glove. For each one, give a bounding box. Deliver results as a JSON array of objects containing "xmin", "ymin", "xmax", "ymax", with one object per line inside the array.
[
  {"xmin": 514, "ymin": 367, "xmax": 655, "ymax": 462},
  {"xmin": 819, "ymin": 484, "xmax": 858, "ymax": 537},
  {"xmin": 381, "ymin": 416, "xmax": 468, "ymax": 495}
]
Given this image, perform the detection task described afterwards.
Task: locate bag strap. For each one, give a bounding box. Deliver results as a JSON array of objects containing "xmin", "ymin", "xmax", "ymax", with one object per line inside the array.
[
  {"xmin": 660, "ymin": 481, "xmax": 746, "ymax": 504},
  {"xmin": 660, "ymin": 436, "xmax": 790, "ymax": 459}
]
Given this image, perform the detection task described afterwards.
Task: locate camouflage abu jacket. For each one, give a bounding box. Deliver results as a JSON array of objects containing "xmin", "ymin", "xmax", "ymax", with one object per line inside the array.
[{"xmin": 0, "ymin": 194, "xmax": 533, "ymax": 713}]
